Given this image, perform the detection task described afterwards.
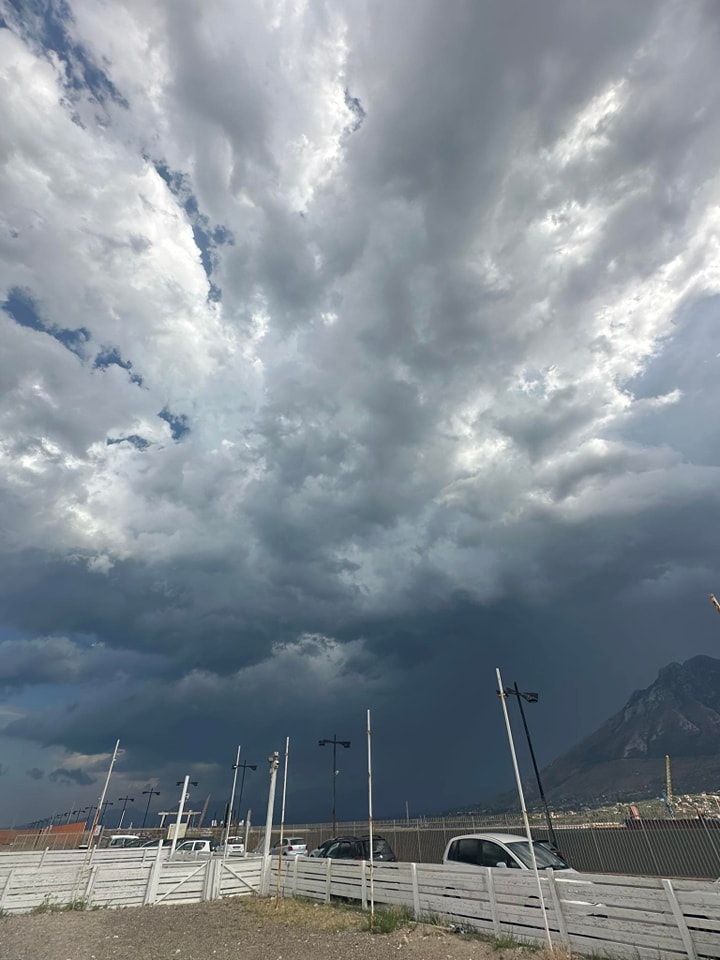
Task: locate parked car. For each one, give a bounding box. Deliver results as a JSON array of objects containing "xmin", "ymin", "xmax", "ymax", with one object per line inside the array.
[
  {"xmin": 222, "ymin": 836, "xmax": 245, "ymax": 855},
  {"xmin": 106, "ymin": 835, "xmax": 141, "ymax": 848},
  {"xmin": 175, "ymin": 838, "xmax": 219, "ymax": 854},
  {"xmin": 269, "ymin": 836, "xmax": 307, "ymax": 857},
  {"xmin": 443, "ymin": 833, "xmax": 573, "ymax": 872},
  {"xmin": 141, "ymin": 838, "xmax": 165, "ymax": 847},
  {"xmin": 311, "ymin": 835, "xmax": 396, "ymax": 862},
  {"xmin": 442, "ymin": 833, "xmax": 605, "ymax": 913}
]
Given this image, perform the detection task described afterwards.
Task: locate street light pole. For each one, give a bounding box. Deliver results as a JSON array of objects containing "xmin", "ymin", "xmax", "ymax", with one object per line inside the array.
[
  {"xmin": 223, "ymin": 745, "xmax": 242, "ymax": 853},
  {"xmin": 235, "ymin": 761, "xmax": 257, "ymax": 824},
  {"xmin": 88, "ymin": 738, "xmax": 121, "ymax": 848},
  {"xmin": 170, "ymin": 777, "xmax": 198, "ymax": 857},
  {"xmin": 141, "ymin": 789, "xmax": 160, "ymax": 829},
  {"xmin": 319, "ymin": 735, "xmax": 350, "ymax": 834},
  {"xmin": 117, "ymin": 796, "xmax": 135, "ymax": 829},
  {"xmin": 505, "ymin": 682, "xmax": 559, "ymax": 852},
  {"xmin": 260, "ymin": 752, "xmax": 280, "ymax": 895}
]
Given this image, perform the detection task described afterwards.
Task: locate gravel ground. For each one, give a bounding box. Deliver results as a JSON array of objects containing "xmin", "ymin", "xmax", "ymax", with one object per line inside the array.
[{"xmin": 0, "ymin": 896, "xmax": 543, "ymax": 960}]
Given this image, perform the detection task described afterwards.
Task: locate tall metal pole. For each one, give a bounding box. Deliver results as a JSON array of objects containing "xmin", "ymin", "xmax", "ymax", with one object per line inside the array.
[
  {"xmin": 276, "ymin": 736, "xmax": 290, "ymax": 905},
  {"xmin": 142, "ymin": 789, "xmax": 160, "ymax": 829},
  {"xmin": 513, "ymin": 682, "xmax": 558, "ymax": 851},
  {"xmin": 367, "ymin": 709, "xmax": 375, "ymax": 930},
  {"xmin": 170, "ymin": 776, "xmax": 189, "ymax": 857},
  {"xmin": 88, "ymin": 739, "xmax": 120, "ymax": 848},
  {"xmin": 261, "ymin": 752, "xmax": 280, "ymax": 895},
  {"xmin": 235, "ymin": 762, "xmax": 256, "ymax": 823},
  {"xmin": 332, "ymin": 735, "xmax": 337, "ymax": 835},
  {"xmin": 497, "ymin": 669, "xmax": 552, "ymax": 950},
  {"xmin": 319, "ymin": 736, "xmax": 350, "ymax": 834},
  {"xmin": 117, "ymin": 796, "xmax": 134, "ymax": 830},
  {"xmin": 223, "ymin": 745, "xmax": 242, "ymax": 856}
]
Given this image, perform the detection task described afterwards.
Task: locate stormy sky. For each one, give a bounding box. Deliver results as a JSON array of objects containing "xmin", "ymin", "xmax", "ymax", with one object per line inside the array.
[{"xmin": 1, "ymin": 0, "xmax": 720, "ymax": 829}]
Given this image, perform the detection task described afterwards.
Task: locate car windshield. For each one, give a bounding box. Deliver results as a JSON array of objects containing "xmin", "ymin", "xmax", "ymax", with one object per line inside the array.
[{"xmin": 507, "ymin": 841, "xmax": 570, "ymax": 870}]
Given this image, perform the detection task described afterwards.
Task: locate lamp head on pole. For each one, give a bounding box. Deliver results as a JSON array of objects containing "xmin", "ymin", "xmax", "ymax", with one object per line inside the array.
[{"xmin": 502, "ymin": 687, "xmax": 539, "ymax": 703}]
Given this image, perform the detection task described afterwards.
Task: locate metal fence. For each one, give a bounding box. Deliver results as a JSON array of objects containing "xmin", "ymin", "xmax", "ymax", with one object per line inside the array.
[
  {"xmin": 248, "ymin": 814, "xmax": 720, "ymax": 880},
  {"xmin": 8, "ymin": 812, "xmax": 720, "ymax": 879}
]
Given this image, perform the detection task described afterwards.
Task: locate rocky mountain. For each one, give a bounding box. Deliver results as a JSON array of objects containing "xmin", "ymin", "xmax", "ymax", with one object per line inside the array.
[{"xmin": 492, "ymin": 655, "xmax": 720, "ymax": 810}]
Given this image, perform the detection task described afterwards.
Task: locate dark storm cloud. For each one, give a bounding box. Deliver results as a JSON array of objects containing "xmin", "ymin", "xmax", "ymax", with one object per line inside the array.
[
  {"xmin": 48, "ymin": 767, "xmax": 94, "ymax": 786},
  {"xmin": 2, "ymin": 0, "xmax": 720, "ymax": 824},
  {"xmin": 26, "ymin": 768, "xmax": 44, "ymax": 780}
]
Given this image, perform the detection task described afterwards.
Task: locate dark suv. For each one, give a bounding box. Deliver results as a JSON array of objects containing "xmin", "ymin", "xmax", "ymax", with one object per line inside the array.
[{"xmin": 314, "ymin": 834, "xmax": 396, "ymax": 862}]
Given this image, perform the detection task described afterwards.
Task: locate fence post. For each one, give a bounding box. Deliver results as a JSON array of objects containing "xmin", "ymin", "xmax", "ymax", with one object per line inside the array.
[
  {"xmin": 213, "ymin": 857, "xmax": 222, "ymax": 900},
  {"xmin": 202, "ymin": 859, "xmax": 214, "ymax": 901},
  {"xmin": 83, "ymin": 865, "xmax": 98, "ymax": 903},
  {"xmin": 361, "ymin": 860, "xmax": 367, "ymax": 910},
  {"xmin": 324, "ymin": 858, "xmax": 332, "ymax": 903},
  {"xmin": 292, "ymin": 855, "xmax": 298, "ymax": 897},
  {"xmin": 486, "ymin": 867, "xmax": 500, "ymax": 935},
  {"xmin": 144, "ymin": 844, "xmax": 164, "ymax": 905},
  {"xmin": 410, "ymin": 863, "xmax": 420, "ymax": 920},
  {"xmin": 546, "ymin": 870, "xmax": 569, "ymax": 948},
  {"xmin": 662, "ymin": 879, "xmax": 697, "ymax": 960}
]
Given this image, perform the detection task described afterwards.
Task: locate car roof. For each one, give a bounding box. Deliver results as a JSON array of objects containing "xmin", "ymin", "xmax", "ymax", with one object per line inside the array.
[{"xmin": 448, "ymin": 832, "xmax": 529, "ymax": 844}]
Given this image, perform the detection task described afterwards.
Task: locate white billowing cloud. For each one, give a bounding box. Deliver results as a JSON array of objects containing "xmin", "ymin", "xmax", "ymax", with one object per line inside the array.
[{"xmin": 2, "ymin": 0, "xmax": 720, "ymax": 675}]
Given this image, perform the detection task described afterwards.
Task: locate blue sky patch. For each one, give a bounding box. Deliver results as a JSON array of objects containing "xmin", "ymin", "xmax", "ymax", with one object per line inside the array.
[
  {"xmin": 158, "ymin": 408, "xmax": 190, "ymax": 440},
  {"xmin": 6, "ymin": 0, "xmax": 128, "ymax": 109},
  {"xmin": 106, "ymin": 435, "xmax": 150, "ymax": 450},
  {"xmin": 153, "ymin": 161, "xmax": 233, "ymax": 301},
  {"xmin": 2, "ymin": 286, "xmax": 90, "ymax": 358},
  {"xmin": 94, "ymin": 346, "xmax": 143, "ymax": 386}
]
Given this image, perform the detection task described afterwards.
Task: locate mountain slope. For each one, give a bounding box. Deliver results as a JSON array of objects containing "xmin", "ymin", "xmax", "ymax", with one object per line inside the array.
[{"xmin": 506, "ymin": 655, "xmax": 720, "ymax": 808}]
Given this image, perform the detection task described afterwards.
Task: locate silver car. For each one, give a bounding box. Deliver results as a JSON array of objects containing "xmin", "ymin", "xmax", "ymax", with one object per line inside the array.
[{"xmin": 269, "ymin": 836, "xmax": 307, "ymax": 857}]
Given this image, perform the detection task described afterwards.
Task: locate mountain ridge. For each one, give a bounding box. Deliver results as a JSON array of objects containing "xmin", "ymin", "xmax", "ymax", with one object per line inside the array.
[{"xmin": 485, "ymin": 654, "xmax": 720, "ymax": 810}]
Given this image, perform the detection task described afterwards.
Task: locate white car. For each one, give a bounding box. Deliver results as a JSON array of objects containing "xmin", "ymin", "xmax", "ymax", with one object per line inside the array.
[
  {"xmin": 223, "ymin": 836, "xmax": 245, "ymax": 855},
  {"xmin": 442, "ymin": 833, "xmax": 605, "ymax": 912},
  {"xmin": 443, "ymin": 832, "xmax": 574, "ymax": 872},
  {"xmin": 269, "ymin": 836, "xmax": 307, "ymax": 857},
  {"xmin": 107, "ymin": 835, "xmax": 141, "ymax": 848},
  {"xmin": 175, "ymin": 838, "xmax": 218, "ymax": 854}
]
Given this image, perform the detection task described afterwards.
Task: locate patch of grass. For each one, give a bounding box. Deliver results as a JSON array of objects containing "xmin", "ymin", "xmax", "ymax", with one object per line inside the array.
[
  {"xmin": 369, "ymin": 904, "xmax": 415, "ymax": 934},
  {"xmin": 241, "ymin": 895, "xmax": 368, "ymax": 933},
  {"xmin": 30, "ymin": 897, "xmax": 90, "ymax": 914},
  {"xmin": 491, "ymin": 931, "xmax": 543, "ymax": 951}
]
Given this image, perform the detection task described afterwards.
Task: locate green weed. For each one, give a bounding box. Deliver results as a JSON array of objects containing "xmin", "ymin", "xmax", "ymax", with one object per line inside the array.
[
  {"xmin": 31, "ymin": 897, "xmax": 90, "ymax": 914},
  {"xmin": 369, "ymin": 904, "xmax": 415, "ymax": 934}
]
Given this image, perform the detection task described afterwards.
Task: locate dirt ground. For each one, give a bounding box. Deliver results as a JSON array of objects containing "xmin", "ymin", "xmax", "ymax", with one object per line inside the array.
[{"xmin": 0, "ymin": 896, "xmax": 546, "ymax": 960}]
